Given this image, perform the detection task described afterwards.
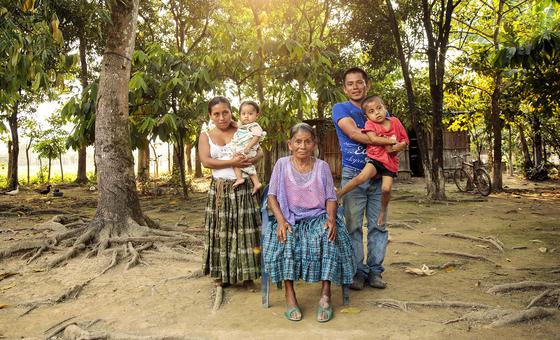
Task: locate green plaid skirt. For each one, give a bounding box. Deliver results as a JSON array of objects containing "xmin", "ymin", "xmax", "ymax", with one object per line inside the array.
[{"xmin": 202, "ymin": 178, "xmax": 261, "ymax": 284}]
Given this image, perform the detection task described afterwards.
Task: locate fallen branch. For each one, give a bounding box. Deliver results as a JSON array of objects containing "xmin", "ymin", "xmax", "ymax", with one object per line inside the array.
[{"xmin": 487, "ymin": 281, "xmax": 560, "ymax": 295}]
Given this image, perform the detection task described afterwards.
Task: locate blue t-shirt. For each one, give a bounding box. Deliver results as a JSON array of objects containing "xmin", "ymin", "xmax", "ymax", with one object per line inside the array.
[{"xmin": 332, "ymin": 101, "xmax": 368, "ymax": 170}]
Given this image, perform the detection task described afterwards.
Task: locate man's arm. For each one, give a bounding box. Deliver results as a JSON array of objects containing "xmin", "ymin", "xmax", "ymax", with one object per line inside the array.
[{"xmin": 337, "ymin": 117, "xmax": 371, "ymax": 144}]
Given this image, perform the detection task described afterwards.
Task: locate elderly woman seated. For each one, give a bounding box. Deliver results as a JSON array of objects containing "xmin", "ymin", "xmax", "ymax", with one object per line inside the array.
[{"xmin": 263, "ymin": 123, "xmax": 355, "ymax": 322}]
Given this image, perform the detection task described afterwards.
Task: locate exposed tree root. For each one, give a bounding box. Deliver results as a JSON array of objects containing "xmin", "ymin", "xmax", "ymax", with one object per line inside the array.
[
  {"xmin": 44, "ymin": 316, "xmax": 78, "ymax": 339},
  {"xmin": 390, "ymin": 240, "xmax": 425, "ymax": 247},
  {"xmin": 126, "ymin": 242, "xmax": 147, "ymax": 270},
  {"xmin": 437, "ymin": 232, "xmax": 504, "ymax": 252},
  {"xmin": 444, "ymin": 308, "xmax": 516, "ymax": 324},
  {"xmin": 487, "ymin": 281, "xmax": 560, "ymax": 295},
  {"xmin": 434, "ymin": 251, "xmax": 499, "ymax": 266},
  {"xmin": 0, "ymin": 240, "xmax": 48, "ymax": 259},
  {"xmin": 165, "ymin": 269, "xmax": 204, "ymax": 282},
  {"xmin": 488, "ymin": 307, "xmax": 556, "ymax": 327},
  {"xmin": 212, "ymin": 285, "xmax": 224, "ymax": 313},
  {"xmin": 388, "ymin": 222, "xmax": 418, "ymax": 231},
  {"xmin": 369, "ymin": 298, "xmax": 492, "ymax": 312},
  {"xmin": 526, "ymin": 288, "xmax": 560, "ymax": 309}
]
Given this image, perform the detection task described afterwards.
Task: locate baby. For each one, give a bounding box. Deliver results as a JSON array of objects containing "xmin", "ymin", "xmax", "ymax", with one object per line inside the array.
[{"xmin": 232, "ymin": 100, "xmax": 266, "ymax": 195}]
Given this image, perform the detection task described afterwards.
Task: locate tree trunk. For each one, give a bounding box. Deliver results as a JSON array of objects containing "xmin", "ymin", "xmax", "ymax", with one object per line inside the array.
[
  {"xmin": 421, "ymin": 0, "xmax": 453, "ymax": 200},
  {"xmin": 26, "ymin": 139, "xmax": 31, "ymax": 184},
  {"xmin": 59, "ymin": 155, "xmax": 64, "ymax": 182},
  {"xmin": 48, "ymin": 158, "xmax": 52, "ymax": 182},
  {"xmin": 75, "ymin": 34, "xmax": 89, "ymax": 184},
  {"xmin": 175, "ymin": 134, "xmax": 188, "ymax": 198},
  {"xmin": 168, "ymin": 143, "xmax": 172, "ymax": 174},
  {"xmin": 38, "ymin": 157, "xmax": 43, "ymax": 183},
  {"xmin": 8, "ymin": 100, "xmax": 19, "ymax": 190},
  {"xmin": 517, "ymin": 123, "xmax": 533, "ymax": 176},
  {"xmin": 195, "ymin": 143, "xmax": 202, "ymax": 178},
  {"xmin": 490, "ymin": 0, "xmax": 505, "ymax": 191},
  {"xmin": 92, "ymin": 0, "xmax": 146, "ymax": 233},
  {"xmin": 250, "ymin": 2, "xmax": 272, "ymax": 181},
  {"xmin": 386, "ymin": 0, "xmax": 431, "ymax": 194},
  {"xmin": 185, "ymin": 143, "xmax": 193, "ymax": 175},
  {"xmin": 172, "ymin": 144, "xmax": 181, "ymax": 183},
  {"xmin": 75, "ymin": 146, "xmax": 88, "ymax": 183},
  {"xmin": 137, "ymin": 140, "xmax": 150, "ymax": 181},
  {"xmin": 531, "ymin": 115, "xmax": 543, "ymax": 167},
  {"xmin": 150, "ymin": 142, "xmax": 159, "ymax": 178},
  {"xmin": 508, "ymin": 124, "xmax": 514, "ymax": 176},
  {"xmin": 7, "ymin": 140, "xmax": 12, "ymax": 181}
]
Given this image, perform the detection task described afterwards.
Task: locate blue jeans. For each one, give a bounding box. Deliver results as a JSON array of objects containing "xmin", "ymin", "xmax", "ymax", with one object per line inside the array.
[{"xmin": 341, "ymin": 166, "xmax": 388, "ymax": 280}]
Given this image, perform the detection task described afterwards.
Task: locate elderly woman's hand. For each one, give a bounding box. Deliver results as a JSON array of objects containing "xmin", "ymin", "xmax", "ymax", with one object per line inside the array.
[
  {"xmin": 325, "ymin": 218, "xmax": 336, "ymax": 242},
  {"xmin": 276, "ymin": 220, "xmax": 292, "ymax": 243}
]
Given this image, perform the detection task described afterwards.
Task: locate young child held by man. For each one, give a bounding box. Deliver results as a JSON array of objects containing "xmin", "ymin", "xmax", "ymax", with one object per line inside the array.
[
  {"xmin": 337, "ymin": 95, "xmax": 409, "ymax": 226},
  {"xmin": 232, "ymin": 100, "xmax": 266, "ymax": 195}
]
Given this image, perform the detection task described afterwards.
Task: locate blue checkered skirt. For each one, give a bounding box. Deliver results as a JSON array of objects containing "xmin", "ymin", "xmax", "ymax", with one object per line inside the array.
[{"xmin": 263, "ymin": 212, "xmax": 355, "ymax": 285}]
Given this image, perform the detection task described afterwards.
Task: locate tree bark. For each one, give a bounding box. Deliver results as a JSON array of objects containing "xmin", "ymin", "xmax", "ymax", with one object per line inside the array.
[
  {"xmin": 26, "ymin": 138, "xmax": 32, "ymax": 184},
  {"xmin": 76, "ymin": 146, "xmax": 88, "ymax": 183},
  {"xmin": 48, "ymin": 158, "xmax": 52, "ymax": 182},
  {"xmin": 92, "ymin": 0, "xmax": 146, "ymax": 232},
  {"xmin": 150, "ymin": 142, "xmax": 159, "ymax": 178},
  {"xmin": 250, "ymin": 2, "xmax": 272, "ymax": 180},
  {"xmin": 7, "ymin": 140, "xmax": 12, "ymax": 181},
  {"xmin": 8, "ymin": 99, "xmax": 19, "ymax": 190},
  {"xmin": 185, "ymin": 143, "xmax": 193, "ymax": 175},
  {"xmin": 421, "ymin": 0, "xmax": 456, "ymax": 200},
  {"xmin": 490, "ymin": 0, "xmax": 505, "ymax": 191},
  {"xmin": 59, "ymin": 154, "xmax": 64, "ymax": 182},
  {"xmin": 508, "ymin": 124, "xmax": 514, "ymax": 176},
  {"xmin": 386, "ymin": 0, "xmax": 431, "ymax": 194},
  {"xmin": 75, "ymin": 34, "xmax": 89, "ymax": 184},
  {"xmin": 195, "ymin": 143, "xmax": 202, "ymax": 178},
  {"xmin": 137, "ymin": 140, "xmax": 150, "ymax": 181},
  {"xmin": 531, "ymin": 115, "xmax": 543, "ymax": 167},
  {"xmin": 516, "ymin": 123, "xmax": 533, "ymax": 176}
]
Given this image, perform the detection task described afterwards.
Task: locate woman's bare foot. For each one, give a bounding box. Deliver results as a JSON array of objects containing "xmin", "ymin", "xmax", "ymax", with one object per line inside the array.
[
  {"xmin": 232, "ymin": 178, "xmax": 245, "ymax": 189},
  {"xmin": 317, "ymin": 295, "xmax": 332, "ymax": 322}
]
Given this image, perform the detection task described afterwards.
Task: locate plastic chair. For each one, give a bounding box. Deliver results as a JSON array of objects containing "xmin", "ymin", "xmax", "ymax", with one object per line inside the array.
[{"xmin": 260, "ymin": 185, "xmax": 350, "ymax": 308}]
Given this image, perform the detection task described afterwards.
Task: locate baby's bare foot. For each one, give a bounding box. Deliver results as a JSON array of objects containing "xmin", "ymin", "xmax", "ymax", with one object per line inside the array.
[{"xmin": 232, "ymin": 178, "xmax": 245, "ymax": 189}]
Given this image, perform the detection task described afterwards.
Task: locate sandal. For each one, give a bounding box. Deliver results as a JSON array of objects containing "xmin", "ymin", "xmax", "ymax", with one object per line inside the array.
[
  {"xmin": 284, "ymin": 306, "xmax": 302, "ymax": 321},
  {"xmin": 316, "ymin": 305, "xmax": 333, "ymax": 323}
]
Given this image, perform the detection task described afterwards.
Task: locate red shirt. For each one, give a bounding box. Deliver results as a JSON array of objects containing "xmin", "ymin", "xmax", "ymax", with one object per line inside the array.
[{"xmin": 362, "ymin": 117, "xmax": 409, "ymax": 173}]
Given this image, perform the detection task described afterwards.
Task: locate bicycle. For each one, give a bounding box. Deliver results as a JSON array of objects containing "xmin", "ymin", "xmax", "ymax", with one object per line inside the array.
[{"xmin": 452, "ymin": 154, "xmax": 492, "ymax": 196}]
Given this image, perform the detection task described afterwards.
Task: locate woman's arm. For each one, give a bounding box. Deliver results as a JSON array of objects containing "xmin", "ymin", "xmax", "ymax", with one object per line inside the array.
[
  {"xmin": 268, "ymin": 195, "xmax": 291, "ymax": 243},
  {"xmin": 325, "ymin": 200, "xmax": 337, "ymax": 241},
  {"xmin": 198, "ymin": 132, "xmax": 251, "ymax": 169}
]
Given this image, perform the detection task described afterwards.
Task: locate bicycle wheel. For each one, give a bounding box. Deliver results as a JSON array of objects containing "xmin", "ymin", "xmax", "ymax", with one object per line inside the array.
[
  {"xmin": 454, "ymin": 168, "xmax": 470, "ymax": 192},
  {"xmin": 475, "ymin": 168, "xmax": 492, "ymax": 196}
]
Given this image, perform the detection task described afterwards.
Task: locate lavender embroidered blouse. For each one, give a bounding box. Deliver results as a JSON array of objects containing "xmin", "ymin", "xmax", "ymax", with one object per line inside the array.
[{"xmin": 268, "ymin": 156, "xmax": 337, "ymax": 225}]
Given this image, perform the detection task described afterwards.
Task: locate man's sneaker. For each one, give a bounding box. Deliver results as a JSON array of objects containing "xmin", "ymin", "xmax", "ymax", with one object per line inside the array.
[
  {"xmin": 368, "ymin": 273, "xmax": 387, "ymax": 289},
  {"xmin": 349, "ymin": 275, "xmax": 365, "ymax": 290}
]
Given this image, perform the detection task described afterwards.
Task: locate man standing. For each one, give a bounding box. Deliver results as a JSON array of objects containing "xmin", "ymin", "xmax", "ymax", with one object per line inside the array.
[{"xmin": 332, "ymin": 67, "xmax": 391, "ymax": 290}]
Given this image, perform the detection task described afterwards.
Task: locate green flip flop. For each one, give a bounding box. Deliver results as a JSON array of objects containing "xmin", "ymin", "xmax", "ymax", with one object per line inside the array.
[
  {"xmin": 316, "ymin": 305, "xmax": 333, "ymax": 323},
  {"xmin": 284, "ymin": 306, "xmax": 302, "ymax": 321}
]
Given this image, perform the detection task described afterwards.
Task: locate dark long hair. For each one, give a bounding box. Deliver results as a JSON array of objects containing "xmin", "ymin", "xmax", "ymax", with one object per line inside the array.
[{"xmin": 207, "ymin": 96, "xmax": 231, "ymax": 113}]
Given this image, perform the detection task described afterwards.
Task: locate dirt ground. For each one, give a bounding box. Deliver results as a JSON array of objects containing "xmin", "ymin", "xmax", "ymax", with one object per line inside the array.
[{"xmin": 0, "ymin": 175, "xmax": 559, "ymax": 339}]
